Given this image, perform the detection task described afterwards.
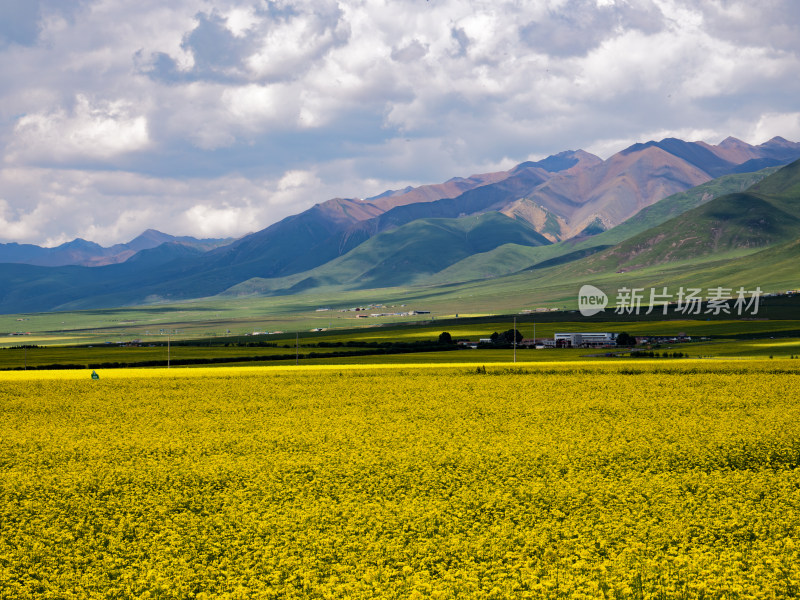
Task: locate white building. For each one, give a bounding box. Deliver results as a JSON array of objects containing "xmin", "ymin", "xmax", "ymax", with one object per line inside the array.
[{"xmin": 554, "ymin": 332, "xmax": 617, "ymax": 348}]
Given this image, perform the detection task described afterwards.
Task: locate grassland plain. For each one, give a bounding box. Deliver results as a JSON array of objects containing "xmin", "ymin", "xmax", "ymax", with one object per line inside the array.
[
  {"xmin": 2, "ymin": 318, "xmax": 800, "ymax": 370},
  {"xmin": 1, "ymin": 290, "xmax": 798, "ymax": 351},
  {"xmin": 1, "ymin": 361, "xmax": 800, "ymax": 599}
]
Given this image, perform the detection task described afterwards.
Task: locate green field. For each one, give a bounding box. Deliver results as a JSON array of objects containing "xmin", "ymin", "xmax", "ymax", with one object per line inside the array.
[
  {"xmin": 1, "ymin": 269, "xmax": 797, "ymax": 352},
  {"xmin": 1, "ymin": 292, "xmax": 798, "ymax": 371},
  {"xmin": 2, "ymin": 325, "xmax": 799, "ymax": 371}
]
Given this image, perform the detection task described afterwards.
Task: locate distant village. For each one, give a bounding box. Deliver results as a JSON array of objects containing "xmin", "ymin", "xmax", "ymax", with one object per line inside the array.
[
  {"xmin": 457, "ymin": 331, "xmax": 694, "ymax": 350},
  {"xmin": 316, "ymin": 304, "xmax": 430, "ymax": 319}
]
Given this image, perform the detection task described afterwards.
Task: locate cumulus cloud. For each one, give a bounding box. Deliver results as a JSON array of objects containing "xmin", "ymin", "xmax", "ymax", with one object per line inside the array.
[
  {"xmin": 520, "ymin": 0, "xmax": 665, "ymax": 57},
  {"xmin": 0, "ymin": 0, "xmax": 798, "ymax": 245},
  {"xmin": 0, "ymin": 163, "xmax": 372, "ymax": 246},
  {"xmin": 9, "ymin": 95, "xmax": 150, "ymax": 164},
  {"xmin": 752, "ymin": 112, "xmax": 800, "ymax": 142}
]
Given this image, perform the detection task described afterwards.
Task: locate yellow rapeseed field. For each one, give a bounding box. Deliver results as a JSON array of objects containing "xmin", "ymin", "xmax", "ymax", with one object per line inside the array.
[{"xmin": 1, "ymin": 361, "xmax": 799, "ymax": 598}]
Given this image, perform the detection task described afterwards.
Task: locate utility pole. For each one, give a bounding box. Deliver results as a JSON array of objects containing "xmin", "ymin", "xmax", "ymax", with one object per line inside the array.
[
  {"xmin": 513, "ymin": 316, "xmax": 517, "ymax": 363},
  {"xmin": 167, "ymin": 331, "xmax": 171, "ymax": 369},
  {"xmin": 296, "ymin": 332, "xmax": 299, "ymax": 365}
]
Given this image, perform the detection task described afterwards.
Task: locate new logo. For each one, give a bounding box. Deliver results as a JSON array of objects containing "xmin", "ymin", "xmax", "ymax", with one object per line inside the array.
[{"xmin": 578, "ymin": 284, "xmax": 608, "ymax": 317}]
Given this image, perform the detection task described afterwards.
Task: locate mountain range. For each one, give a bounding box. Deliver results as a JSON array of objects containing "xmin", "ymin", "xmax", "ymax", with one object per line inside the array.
[
  {"xmin": 1, "ymin": 135, "xmax": 799, "ymax": 314},
  {"xmin": 0, "ymin": 229, "xmax": 233, "ymax": 267}
]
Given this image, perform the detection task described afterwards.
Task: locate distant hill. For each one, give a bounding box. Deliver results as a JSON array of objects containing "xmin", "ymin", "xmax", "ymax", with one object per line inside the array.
[
  {"xmin": 246, "ymin": 136, "xmax": 799, "ymax": 282},
  {"xmin": 576, "ymin": 158, "xmax": 800, "ymax": 274},
  {"xmin": 0, "ymin": 229, "xmax": 233, "ymax": 267},
  {"xmin": 224, "ymin": 212, "xmax": 552, "ymax": 295},
  {"xmin": 502, "ymin": 136, "xmax": 800, "ymax": 241},
  {"xmin": 419, "ymin": 167, "xmax": 782, "ymax": 285},
  {"xmin": 224, "ymin": 158, "xmax": 800, "ymax": 300},
  {"xmin": 200, "ymin": 150, "xmax": 596, "ymax": 282},
  {"xmin": 394, "ymin": 159, "xmax": 800, "ymax": 315}
]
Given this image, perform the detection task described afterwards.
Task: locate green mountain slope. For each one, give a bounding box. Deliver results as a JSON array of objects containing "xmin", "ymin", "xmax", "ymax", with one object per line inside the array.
[
  {"xmin": 576, "ymin": 162, "xmax": 800, "ymax": 274},
  {"xmin": 416, "ymin": 167, "xmax": 780, "ymax": 285},
  {"xmin": 474, "ymin": 159, "xmax": 800, "ymax": 307},
  {"xmin": 748, "ymin": 158, "xmax": 800, "ymax": 198},
  {"xmin": 583, "ymin": 167, "xmax": 783, "ymax": 247},
  {"xmin": 225, "ymin": 212, "xmax": 551, "ymax": 295},
  {"xmin": 697, "ymin": 237, "xmax": 800, "ymax": 289},
  {"xmin": 299, "ymin": 225, "xmax": 800, "ymax": 322}
]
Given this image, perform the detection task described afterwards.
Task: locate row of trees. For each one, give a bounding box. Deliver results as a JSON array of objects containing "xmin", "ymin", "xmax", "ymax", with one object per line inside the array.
[
  {"xmin": 438, "ymin": 330, "xmax": 523, "ymax": 345},
  {"xmin": 438, "ymin": 330, "xmax": 659, "ymax": 349}
]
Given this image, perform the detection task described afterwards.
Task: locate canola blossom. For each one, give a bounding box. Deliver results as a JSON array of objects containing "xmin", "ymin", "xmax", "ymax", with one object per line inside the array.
[{"xmin": 1, "ymin": 361, "xmax": 799, "ymax": 598}]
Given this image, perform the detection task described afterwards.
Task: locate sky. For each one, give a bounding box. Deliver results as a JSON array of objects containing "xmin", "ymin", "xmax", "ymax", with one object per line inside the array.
[{"xmin": 0, "ymin": 0, "xmax": 799, "ymax": 247}]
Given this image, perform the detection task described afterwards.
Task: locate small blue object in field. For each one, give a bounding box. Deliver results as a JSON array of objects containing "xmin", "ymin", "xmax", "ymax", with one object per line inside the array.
[{"xmin": 91, "ymin": 370, "xmax": 99, "ymax": 380}]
